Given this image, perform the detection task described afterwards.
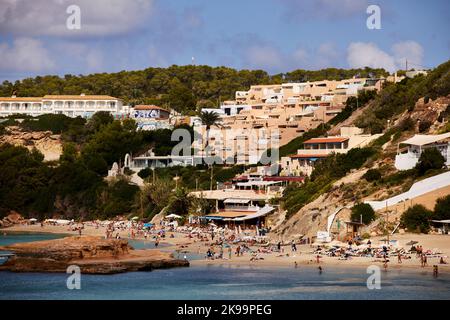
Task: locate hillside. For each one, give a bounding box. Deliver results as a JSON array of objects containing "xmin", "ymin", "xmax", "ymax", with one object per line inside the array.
[
  {"xmin": 275, "ymin": 60, "xmax": 450, "ymax": 240},
  {"xmin": 0, "ymin": 66, "xmax": 387, "ymax": 115}
]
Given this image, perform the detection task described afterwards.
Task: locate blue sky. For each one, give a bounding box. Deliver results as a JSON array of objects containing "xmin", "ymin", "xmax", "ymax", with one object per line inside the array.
[{"xmin": 0, "ymin": 0, "xmax": 449, "ymax": 82}]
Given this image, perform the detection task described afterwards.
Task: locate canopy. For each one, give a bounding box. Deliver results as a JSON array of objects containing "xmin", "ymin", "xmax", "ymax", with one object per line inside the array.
[
  {"xmin": 131, "ymin": 216, "xmax": 139, "ymax": 220},
  {"xmin": 166, "ymin": 214, "xmax": 182, "ymax": 219},
  {"xmin": 224, "ymin": 198, "xmax": 250, "ymax": 204},
  {"xmin": 234, "ymin": 206, "xmax": 275, "ymax": 221},
  {"xmin": 29, "ymin": 218, "xmax": 38, "ymax": 222},
  {"xmin": 431, "ymin": 220, "xmax": 450, "ymax": 224},
  {"xmin": 143, "ymin": 223, "xmax": 153, "ymax": 228},
  {"xmin": 400, "ymin": 132, "xmax": 450, "ymax": 146}
]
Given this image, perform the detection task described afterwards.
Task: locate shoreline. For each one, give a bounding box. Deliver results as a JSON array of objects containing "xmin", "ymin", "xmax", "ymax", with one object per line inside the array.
[{"xmin": 2, "ymin": 224, "xmax": 450, "ymax": 274}]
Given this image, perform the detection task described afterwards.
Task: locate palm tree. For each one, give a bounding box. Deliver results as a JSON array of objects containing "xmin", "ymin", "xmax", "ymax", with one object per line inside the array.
[{"xmin": 199, "ymin": 110, "xmax": 221, "ymax": 150}]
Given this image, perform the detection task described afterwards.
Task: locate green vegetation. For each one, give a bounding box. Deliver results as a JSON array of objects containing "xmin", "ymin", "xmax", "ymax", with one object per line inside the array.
[
  {"xmin": 415, "ymin": 147, "xmax": 446, "ymax": 175},
  {"xmin": 328, "ymin": 90, "xmax": 377, "ymax": 126},
  {"xmin": 283, "ymin": 147, "xmax": 376, "ymax": 216},
  {"xmin": 355, "ymin": 60, "xmax": 450, "ymax": 134},
  {"xmin": 279, "ymin": 90, "xmax": 377, "ymax": 158},
  {"xmin": 434, "ymin": 195, "xmax": 450, "ymax": 221},
  {"xmin": 400, "ymin": 204, "xmax": 434, "ymax": 233},
  {"xmin": 0, "ymin": 66, "xmax": 388, "ymax": 115},
  {"xmin": 350, "ymin": 203, "xmax": 376, "ymax": 225},
  {"xmin": 362, "ymin": 169, "xmax": 382, "ymax": 182},
  {"xmin": 279, "ymin": 124, "xmax": 330, "ymax": 157},
  {"xmin": 21, "ymin": 114, "xmax": 86, "ymax": 134}
]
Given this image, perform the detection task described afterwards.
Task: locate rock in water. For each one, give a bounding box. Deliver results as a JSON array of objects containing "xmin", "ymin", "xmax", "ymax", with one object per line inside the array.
[{"xmin": 0, "ymin": 236, "xmax": 189, "ymax": 274}]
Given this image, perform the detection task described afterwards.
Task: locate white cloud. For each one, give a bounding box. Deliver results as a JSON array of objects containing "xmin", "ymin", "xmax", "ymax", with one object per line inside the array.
[
  {"xmin": 347, "ymin": 41, "xmax": 425, "ymax": 73},
  {"xmin": 0, "ymin": 0, "xmax": 154, "ymax": 37},
  {"xmin": 347, "ymin": 42, "xmax": 396, "ymax": 72},
  {"xmin": 0, "ymin": 38, "xmax": 55, "ymax": 72},
  {"xmin": 244, "ymin": 45, "xmax": 284, "ymax": 70},
  {"xmin": 392, "ymin": 41, "xmax": 424, "ymax": 69}
]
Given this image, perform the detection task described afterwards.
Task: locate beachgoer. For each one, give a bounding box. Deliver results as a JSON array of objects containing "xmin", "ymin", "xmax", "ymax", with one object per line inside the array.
[
  {"xmin": 316, "ymin": 255, "xmax": 321, "ymax": 264},
  {"xmin": 433, "ymin": 265, "xmax": 438, "ymax": 277},
  {"xmin": 398, "ymin": 252, "xmax": 402, "ymax": 264},
  {"xmin": 318, "ymin": 266, "xmax": 322, "ymax": 274},
  {"xmin": 439, "ymin": 257, "xmax": 448, "ymax": 264},
  {"xmin": 294, "ymin": 261, "xmax": 298, "ymax": 268}
]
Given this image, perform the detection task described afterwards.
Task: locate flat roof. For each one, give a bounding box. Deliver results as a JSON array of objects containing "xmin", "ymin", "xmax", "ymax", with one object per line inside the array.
[
  {"xmin": 400, "ymin": 133, "xmax": 450, "ymax": 146},
  {"xmin": 0, "ymin": 97, "xmax": 42, "ymax": 102},
  {"xmin": 304, "ymin": 137, "xmax": 349, "ymax": 144},
  {"xmin": 289, "ymin": 154, "xmax": 329, "ymax": 159},
  {"xmin": 206, "ymin": 212, "xmax": 250, "ymax": 218},
  {"xmin": 191, "ymin": 190, "xmax": 271, "ymax": 201},
  {"xmin": 43, "ymin": 95, "xmax": 120, "ymax": 100},
  {"xmin": 134, "ymin": 105, "xmax": 169, "ymax": 112}
]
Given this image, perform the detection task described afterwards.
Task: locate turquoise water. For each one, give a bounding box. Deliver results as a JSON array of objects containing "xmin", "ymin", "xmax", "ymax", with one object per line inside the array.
[{"xmin": 0, "ymin": 233, "xmax": 449, "ymax": 300}]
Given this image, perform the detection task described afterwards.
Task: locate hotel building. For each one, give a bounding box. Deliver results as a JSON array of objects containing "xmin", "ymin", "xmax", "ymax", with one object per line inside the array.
[{"xmin": 0, "ymin": 94, "xmax": 123, "ymax": 118}]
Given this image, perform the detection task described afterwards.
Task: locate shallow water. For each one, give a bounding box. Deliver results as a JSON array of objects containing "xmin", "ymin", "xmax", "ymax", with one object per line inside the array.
[{"xmin": 0, "ymin": 232, "xmax": 449, "ymax": 300}]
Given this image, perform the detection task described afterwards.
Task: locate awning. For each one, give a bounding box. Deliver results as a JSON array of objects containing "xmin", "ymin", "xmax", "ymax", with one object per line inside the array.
[
  {"xmin": 432, "ymin": 220, "xmax": 450, "ymax": 224},
  {"xmin": 400, "ymin": 133, "xmax": 450, "ymax": 146},
  {"xmin": 224, "ymin": 198, "xmax": 250, "ymax": 204},
  {"xmin": 233, "ymin": 206, "xmax": 275, "ymax": 221},
  {"xmin": 201, "ymin": 216, "xmax": 224, "ymax": 220}
]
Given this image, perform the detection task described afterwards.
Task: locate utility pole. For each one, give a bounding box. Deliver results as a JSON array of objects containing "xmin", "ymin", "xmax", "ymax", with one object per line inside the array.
[
  {"xmin": 210, "ymin": 165, "xmax": 214, "ymax": 190},
  {"xmin": 386, "ymin": 201, "xmax": 389, "ymax": 243},
  {"xmin": 406, "ymin": 59, "xmax": 408, "ymax": 72}
]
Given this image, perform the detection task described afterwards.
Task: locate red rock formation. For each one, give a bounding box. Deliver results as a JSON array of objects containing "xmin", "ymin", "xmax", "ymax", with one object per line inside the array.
[{"xmin": 0, "ymin": 236, "xmax": 189, "ymax": 274}]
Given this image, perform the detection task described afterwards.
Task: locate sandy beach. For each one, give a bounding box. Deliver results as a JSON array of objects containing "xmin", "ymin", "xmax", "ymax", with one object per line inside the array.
[{"xmin": 3, "ymin": 223, "xmax": 450, "ymax": 274}]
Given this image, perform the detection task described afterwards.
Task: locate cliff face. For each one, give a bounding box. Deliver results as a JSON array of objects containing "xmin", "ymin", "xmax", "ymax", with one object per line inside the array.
[
  {"xmin": 0, "ymin": 126, "xmax": 62, "ymax": 161},
  {"xmin": 0, "ymin": 236, "xmax": 189, "ymax": 274}
]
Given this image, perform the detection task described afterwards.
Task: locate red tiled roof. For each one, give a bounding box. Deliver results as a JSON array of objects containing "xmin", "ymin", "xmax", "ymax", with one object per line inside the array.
[
  {"xmin": 303, "ymin": 137, "xmax": 349, "ymax": 144},
  {"xmin": 134, "ymin": 105, "xmax": 169, "ymax": 112},
  {"xmin": 263, "ymin": 176, "xmax": 304, "ymax": 182}
]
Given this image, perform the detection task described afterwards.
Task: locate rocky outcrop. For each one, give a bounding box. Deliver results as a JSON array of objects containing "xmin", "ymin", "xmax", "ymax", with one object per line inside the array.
[
  {"xmin": 1, "ymin": 211, "xmax": 25, "ymax": 228},
  {"xmin": 0, "ymin": 126, "xmax": 62, "ymax": 161},
  {"xmin": 0, "ymin": 236, "xmax": 189, "ymax": 274}
]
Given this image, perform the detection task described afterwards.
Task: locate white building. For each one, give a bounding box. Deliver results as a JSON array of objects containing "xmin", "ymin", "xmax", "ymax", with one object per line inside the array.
[
  {"xmin": 0, "ymin": 94, "xmax": 123, "ymax": 118},
  {"xmin": 395, "ymin": 133, "xmax": 450, "ymax": 170}
]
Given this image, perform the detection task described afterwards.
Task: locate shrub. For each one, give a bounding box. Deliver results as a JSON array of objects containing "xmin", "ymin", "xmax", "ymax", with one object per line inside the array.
[
  {"xmin": 434, "ymin": 195, "xmax": 450, "ymax": 220},
  {"xmin": 398, "ymin": 117, "xmax": 415, "ymax": 131},
  {"xmin": 138, "ymin": 168, "xmax": 152, "ymax": 179},
  {"xmin": 418, "ymin": 120, "xmax": 432, "ymax": 133},
  {"xmin": 362, "ymin": 169, "xmax": 382, "ymax": 182},
  {"xmin": 401, "ymin": 205, "xmax": 433, "ymax": 233},
  {"xmin": 350, "ymin": 203, "xmax": 376, "ymax": 225},
  {"xmin": 415, "ymin": 147, "xmax": 445, "ymax": 175}
]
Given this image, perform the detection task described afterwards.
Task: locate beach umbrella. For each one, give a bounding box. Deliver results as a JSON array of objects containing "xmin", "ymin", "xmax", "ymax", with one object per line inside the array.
[
  {"xmin": 406, "ymin": 241, "xmax": 418, "ymax": 246},
  {"xmin": 131, "ymin": 216, "xmax": 139, "ymax": 220},
  {"xmin": 29, "ymin": 218, "xmax": 38, "ymax": 222},
  {"xmin": 166, "ymin": 214, "xmax": 182, "ymax": 219}
]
